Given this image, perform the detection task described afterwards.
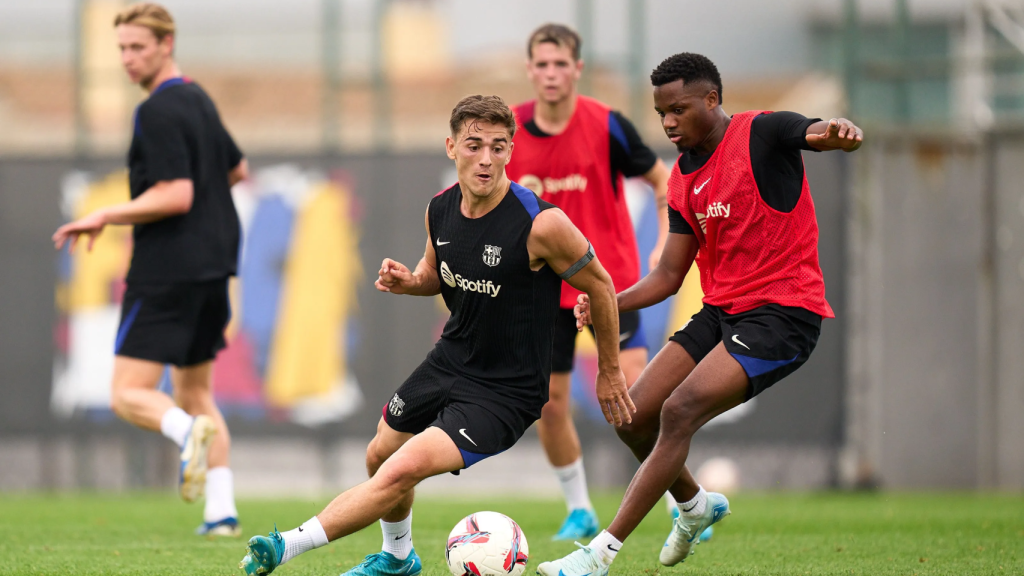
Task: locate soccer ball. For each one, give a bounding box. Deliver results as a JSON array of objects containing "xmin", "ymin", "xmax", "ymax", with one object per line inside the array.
[{"xmin": 445, "ymin": 511, "xmax": 529, "ymax": 576}]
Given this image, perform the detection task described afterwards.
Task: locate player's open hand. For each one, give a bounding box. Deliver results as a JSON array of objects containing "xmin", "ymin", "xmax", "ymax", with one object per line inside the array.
[
  {"xmin": 375, "ymin": 258, "xmax": 416, "ymax": 294},
  {"xmin": 52, "ymin": 211, "xmax": 108, "ymax": 253},
  {"xmin": 805, "ymin": 118, "xmax": 863, "ymax": 152},
  {"xmin": 574, "ymin": 294, "xmax": 591, "ymax": 331},
  {"xmin": 595, "ymin": 367, "xmax": 635, "ymax": 426}
]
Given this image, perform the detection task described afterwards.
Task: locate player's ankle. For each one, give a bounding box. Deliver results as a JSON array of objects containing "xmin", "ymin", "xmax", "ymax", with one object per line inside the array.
[
  {"xmin": 589, "ymin": 530, "xmax": 621, "ymax": 565},
  {"xmin": 280, "ymin": 517, "xmax": 328, "ymax": 564},
  {"xmin": 678, "ymin": 486, "xmax": 708, "ymax": 518}
]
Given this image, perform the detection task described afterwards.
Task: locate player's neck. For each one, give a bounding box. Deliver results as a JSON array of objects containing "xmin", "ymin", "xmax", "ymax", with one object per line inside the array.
[
  {"xmin": 692, "ymin": 108, "xmax": 731, "ymax": 155},
  {"xmin": 144, "ymin": 61, "xmax": 183, "ymax": 94},
  {"xmin": 533, "ymin": 92, "xmax": 578, "ymax": 136},
  {"xmin": 459, "ymin": 177, "xmax": 510, "ymax": 219}
]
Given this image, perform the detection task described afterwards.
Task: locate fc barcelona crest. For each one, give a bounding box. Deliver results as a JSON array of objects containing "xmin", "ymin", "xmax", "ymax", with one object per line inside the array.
[{"xmin": 482, "ymin": 245, "xmax": 502, "ymax": 267}]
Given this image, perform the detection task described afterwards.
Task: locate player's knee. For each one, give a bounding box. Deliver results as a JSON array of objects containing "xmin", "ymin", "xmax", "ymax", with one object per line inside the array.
[
  {"xmin": 660, "ymin": 390, "xmax": 702, "ymax": 438},
  {"xmin": 365, "ymin": 439, "xmax": 389, "ymax": 475},
  {"xmin": 540, "ymin": 394, "xmax": 571, "ymax": 423},
  {"xmin": 376, "ymin": 455, "xmax": 429, "ymax": 492},
  {"xmin": 615, "ymin": 412, "xmax": 658, "ymax": 448}
]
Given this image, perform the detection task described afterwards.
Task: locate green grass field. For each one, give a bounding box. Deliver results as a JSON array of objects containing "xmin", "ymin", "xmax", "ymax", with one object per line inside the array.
[{"xmin": 2, "ymin": 492, "xmax": 1021, "ymax": 575}]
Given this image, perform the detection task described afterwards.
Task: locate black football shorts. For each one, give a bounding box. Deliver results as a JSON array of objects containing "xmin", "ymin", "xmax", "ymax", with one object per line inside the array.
[
  {"xmin": 382, "ymin": 352, "xmax": 542, "ymax": 471},
  {"xmin": 668, "ymin": 303, "xmax": 821, "ymax": 399},
  {"xmin": 551, "ymin": 308, "xmax": 646, "ymax": 373},
  {"xmin": 115, "ymin": 278, "xmax": 231, "ymax": 367}
]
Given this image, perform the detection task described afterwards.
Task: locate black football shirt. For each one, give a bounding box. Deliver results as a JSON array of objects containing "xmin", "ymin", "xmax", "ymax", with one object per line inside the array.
[{"xmin": 126, "ymin": 78, "xmax": 243, "ymax": 284}]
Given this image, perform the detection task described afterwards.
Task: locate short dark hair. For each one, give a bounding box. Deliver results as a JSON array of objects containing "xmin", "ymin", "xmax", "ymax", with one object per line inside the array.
[
  {"xmin": 527, "ymin": 23, "xmax": 582, "ymax": 61},
  {"xmin": 449, "ymin": 95, "xmax": 517, "ymax": 139},
  {"xmin": 650, "ymin": 53, "xmax": 723, "ymax": 104}
]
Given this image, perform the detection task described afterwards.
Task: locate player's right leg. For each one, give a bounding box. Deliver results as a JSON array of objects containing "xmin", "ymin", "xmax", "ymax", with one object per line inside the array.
[
  {"xmin": 112, "ymin": 282, "xmax": 220, "ymax": 504},
  {"xmin": 336, "ymin": 417, "xmax": 420, "ymax": 576},
  {"xmin": 240, "ymin": 427, "xmax": 462, "ymax": 576},
  {"xmin": 240, "ymin": 357, "xmax": 448, "ymax": 576},
  {"xmin": 539, "ymin": 309, "xmax": 597, "ymax": 540}
]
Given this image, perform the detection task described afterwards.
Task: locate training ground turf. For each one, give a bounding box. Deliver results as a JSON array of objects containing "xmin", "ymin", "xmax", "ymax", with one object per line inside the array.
[{"xmin": 2, "ymin": 492, "xmax": 1021, "ymax": 575}]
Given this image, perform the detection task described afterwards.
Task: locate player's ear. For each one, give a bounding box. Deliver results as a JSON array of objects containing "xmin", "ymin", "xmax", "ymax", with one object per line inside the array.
[
  {"xmin": 705, "ymin": 89, "xmax": 719, "ymax": 110},
  {"xmin": 445, "ymin": 136, "xmax": 456, "ymax": 160},
  {"xmin": 575, "ymin": 58, "xmax": 584, "ymax": 76}
]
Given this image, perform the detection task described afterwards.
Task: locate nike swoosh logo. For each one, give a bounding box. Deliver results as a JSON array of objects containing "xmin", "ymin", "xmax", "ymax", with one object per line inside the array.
[
  {"xmin": 459, "ymin": 428, "xmax": 477, "ymax": 446},
  {"xmin": 437, "ymin": 240, "xmax": 450, "ymax": 246},
  {"xmin": 298, "ymin": 526, "xmax": 304, "ymax": 532},
  {"xmin": 607, "ymin": 544, "xmax": 619, "ymax": 552},
  {"xmin": 619, "ymin": 331, "xmax": 633, "ymax": 343},
  {"xmin": 694, "ymin": 177, "xmax": 711, "ymax": 195},
  {"xmin": 395, "ymin": 530, "xmax": 409, "ymax": 540},
  {"xmin": 731, "ymin": 334, "xmax": 750, "ymax": 350}
]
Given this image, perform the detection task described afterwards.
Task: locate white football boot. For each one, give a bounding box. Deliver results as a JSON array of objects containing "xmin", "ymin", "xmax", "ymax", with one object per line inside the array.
[{"xmin": 659, "ymin": 492, "xmax": 730, "ymax": 566}]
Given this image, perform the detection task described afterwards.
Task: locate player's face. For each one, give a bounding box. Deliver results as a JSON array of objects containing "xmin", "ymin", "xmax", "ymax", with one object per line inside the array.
[
  {"xmin": 446, "ymin": 120, "xmax": 514, "ymax": 199},
  {"xmin": 117, "ymin": 24, "xmax": 173, "ymax": 89},
  {"xmin": 526, "ymin": 42, "xmax": 582, "ymax": 104},
  {"xmin": 654, "ymin": 79, "xmax": 719, "ymax": 152}
]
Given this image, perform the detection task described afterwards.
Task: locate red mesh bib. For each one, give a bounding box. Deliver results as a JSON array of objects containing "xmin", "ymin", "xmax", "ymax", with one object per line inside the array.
[
  {"xmin": 507, "ymin": 96, "xmax": 640, "ymax": 309},
  {"xmin": 666, "ymin": 111, "xmax": 833, "ymax": 318}
]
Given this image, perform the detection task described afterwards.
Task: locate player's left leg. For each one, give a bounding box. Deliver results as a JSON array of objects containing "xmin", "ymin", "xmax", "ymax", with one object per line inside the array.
[
  {"xmin": 240, "ymin": 427, "xmax": 463, "ymax": 576},
  {"xmin": 537, "ymin": 343, "xmax": 745, "ymax": 576},
  {"xmin": 172, "ymin": 361, "xmax": 238, "ymax": 536}
]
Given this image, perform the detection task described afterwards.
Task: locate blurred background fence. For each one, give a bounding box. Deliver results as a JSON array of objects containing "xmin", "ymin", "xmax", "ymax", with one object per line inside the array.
[{"xmin": 0, "ymin": 0, "xmax": 1022, "ymax": 494}]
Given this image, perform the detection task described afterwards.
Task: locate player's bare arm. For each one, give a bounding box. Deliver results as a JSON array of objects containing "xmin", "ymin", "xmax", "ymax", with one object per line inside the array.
[
  {"xmin": 805, "ymin": 117, "xmax": 863, "ymax": 152},
  {"xmin": 528, "ymin": 207, "xmax": 635, "ymax": 426},
  {"xmin": 228, "ymin": 158, "xmax": 249, "ymax": 186},
  {"xmin": 642, "ymin": 159, "xmax": 672, "ymax": 269},
  {"xmin": 575, "ymin": 232, "xmax": 698, "ymax": 328},
  {"xmin": 52, "ymin": 178, "xmax": 193, "ymax": 253},
  {"xmin": 375, "ymin": 207, "xmax": 441, "ymax": 296}
]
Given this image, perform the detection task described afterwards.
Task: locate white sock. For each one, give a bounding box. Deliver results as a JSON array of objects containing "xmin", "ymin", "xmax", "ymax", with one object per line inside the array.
[
  {"xmin": 160, "ymin": 407, "xmax": 193, "ymax": 448},
  {"xmin": 553, "ymin": 458, "xmax": 593, "ymax": 512},
  {"xmin": 678, "ymin": 486, "xmax": 708, "ymax": 518},
  {"xmin": 280, "ymin": 517, "xmax": 329, "ymax": 565},
  {"xmin": 380, "ymin": 511, "xmax": 413, "ymax": 560},
  {"xmin": 204, "ymin": 467, "xmax": 238, "ymax": 523},
  {"xmin": 665, "ymin": 491, "xmax": 678, "ymax": 514},
  {"xmin": 588, "ymin": 530, "xmax": 622, "ymax": 566}
]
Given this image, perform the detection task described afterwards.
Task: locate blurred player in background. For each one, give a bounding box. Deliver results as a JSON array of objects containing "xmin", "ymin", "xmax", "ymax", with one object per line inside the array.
[
  {"xmin": 539, "ymin": 52, "xmax": 863, "ymax": 576},
  {"xmin": 239, "ymin": 95, "xmax": 633, "ymax": 576},
  {"xmin": 52, "ymin": 2, "xmax": 248, "ymax": 537},
  {"xmin": 506, "ymin": 23, "xmax": 671, "ymax": 541}
]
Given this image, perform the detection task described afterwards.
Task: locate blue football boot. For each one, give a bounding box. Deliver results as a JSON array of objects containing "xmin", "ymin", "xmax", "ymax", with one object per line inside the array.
[
  {"xmin": 551, "ymin": 508, "xmax": 600, "ymax": 541},
  {"xmin": 239, "ymin": 527, "xmax": 284, "ymax": 575},
  {"xmin": 340, "ymin": 549, "xmax": 422, "ymax": 576},
  {"xmin": 196, "ymin": 516, "xmax": 241, "ymax": 537}
]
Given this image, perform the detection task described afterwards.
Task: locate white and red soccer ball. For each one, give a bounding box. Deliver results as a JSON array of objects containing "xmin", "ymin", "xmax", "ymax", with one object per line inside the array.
[{"xmin": 445, "ymin": 511, "xmax": 529, "ymax": 576}]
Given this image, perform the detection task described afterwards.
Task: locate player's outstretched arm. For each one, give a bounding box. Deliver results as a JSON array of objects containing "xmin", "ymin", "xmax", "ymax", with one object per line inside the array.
[
  {"xmin": 529, "ymin": 208, "xmax": 634, "ymax": 426},
  {"xmin": 375, "ymin": 207, "xmax": 441, "ymax": 296},
  {"xmin": 805, "ymin": 118, "xmax": 863, "ymax": 152},
  {"xmin": 52, "ymin": 178, "xmax": 194, "ymax": 253},
  {"xmin": 574, "ymin": 231, "xmax": 698, "ymax": 328}
]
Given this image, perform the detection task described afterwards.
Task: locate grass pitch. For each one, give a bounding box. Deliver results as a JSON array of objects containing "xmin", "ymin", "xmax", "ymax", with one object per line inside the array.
[{"xmin": 2, "ymin": 492, "xmax": 1021, "ymax": 575}]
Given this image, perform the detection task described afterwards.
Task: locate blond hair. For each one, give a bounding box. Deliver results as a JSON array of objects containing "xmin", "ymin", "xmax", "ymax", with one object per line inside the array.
[
  {"xmin": 114, "ymin": 3, "xmax": 175, "ymax": 41},
  {"xmin": 527, "ymin": 23, "xmax": 581, "ymax": 61}
]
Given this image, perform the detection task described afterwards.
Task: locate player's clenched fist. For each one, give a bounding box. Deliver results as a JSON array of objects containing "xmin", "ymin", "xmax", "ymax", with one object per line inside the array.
[
  {"xmin": 573, "ymin": 294, "xmax": 591, "ymax": 331},
  {"xmin": 375, "ymin": 258, "xmax": 415, "ymax": 294}
]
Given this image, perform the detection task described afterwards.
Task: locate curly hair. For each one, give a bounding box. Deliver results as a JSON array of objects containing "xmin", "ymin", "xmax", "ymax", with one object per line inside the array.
[{"xmin": 650, "ymin": 53, "xmax": 723, "ymax": 103}]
